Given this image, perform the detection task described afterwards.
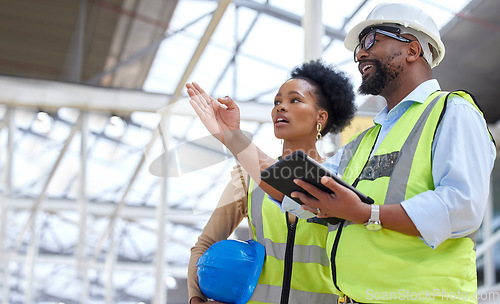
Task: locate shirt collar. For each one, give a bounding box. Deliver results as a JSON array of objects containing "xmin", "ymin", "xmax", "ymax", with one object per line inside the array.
[{"xmin": 373, "ymin": 79, "xmax": 441, "ymax": 124}]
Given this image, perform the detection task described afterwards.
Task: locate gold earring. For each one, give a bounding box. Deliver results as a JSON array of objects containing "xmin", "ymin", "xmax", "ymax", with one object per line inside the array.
[{"xmin": 316, "ymin": 123, "xmax": 322, "ymax": 141}]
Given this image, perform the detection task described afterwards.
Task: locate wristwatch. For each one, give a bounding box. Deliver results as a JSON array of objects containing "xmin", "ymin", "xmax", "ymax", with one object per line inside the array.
[{"xmin": 364, "ymin": 204, "xmax": 382, "ymax": 231}]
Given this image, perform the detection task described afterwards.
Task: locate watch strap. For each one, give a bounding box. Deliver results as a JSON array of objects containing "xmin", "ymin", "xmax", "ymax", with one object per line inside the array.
[{"xmin": 370, "ymin": 204, "xmax": 380, "ymax": 222}]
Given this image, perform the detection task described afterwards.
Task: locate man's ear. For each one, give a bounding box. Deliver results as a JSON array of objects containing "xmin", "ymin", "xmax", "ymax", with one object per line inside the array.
[{"xmin": 407, "ymin": 41, "xmax": 422, "ymax": 63}]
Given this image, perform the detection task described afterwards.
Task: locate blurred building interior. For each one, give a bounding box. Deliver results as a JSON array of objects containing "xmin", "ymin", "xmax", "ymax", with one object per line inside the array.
[{"xmin": 0, "ymin": 0, "xmax": 499, "ymax": 303}]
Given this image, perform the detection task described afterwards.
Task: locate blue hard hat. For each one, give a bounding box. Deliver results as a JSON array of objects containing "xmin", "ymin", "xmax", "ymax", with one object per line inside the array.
[{"xmin": 196, "ymin": 239, "xmax": 265, "ymax": 304}]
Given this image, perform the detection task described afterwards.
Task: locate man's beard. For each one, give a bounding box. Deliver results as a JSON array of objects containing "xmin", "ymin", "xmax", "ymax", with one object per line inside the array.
[{"xmin": 358, "ymin": 58, "xmax": 402, "ymax": 95}]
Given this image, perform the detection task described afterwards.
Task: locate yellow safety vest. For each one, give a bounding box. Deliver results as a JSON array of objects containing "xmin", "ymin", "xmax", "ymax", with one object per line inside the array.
[
  {"xmin": 328, "ymin": 91, "xmax": 491, "ymax": 303},
  {"xmin": 247, "ymin": 178, "xmax": 338, "ymax": 304}
]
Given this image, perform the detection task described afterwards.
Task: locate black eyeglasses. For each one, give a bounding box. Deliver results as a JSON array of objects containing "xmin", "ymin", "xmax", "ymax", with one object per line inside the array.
[{"xmin": 354, "ymin": 29, "xmax": 413, "ymax": 62}]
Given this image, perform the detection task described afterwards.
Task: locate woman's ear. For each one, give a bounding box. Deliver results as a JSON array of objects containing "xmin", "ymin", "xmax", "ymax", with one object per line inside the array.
[
  {"xmin": 318, "ymin": 109, "xmax": 328, "ymax": 127},
  {"xmin": 407, "ymin": 41, "xmax": 422, "ymax": 63}
]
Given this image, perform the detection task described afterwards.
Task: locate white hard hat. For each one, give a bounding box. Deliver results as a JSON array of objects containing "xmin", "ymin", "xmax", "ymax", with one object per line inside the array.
[{"xmin": 344, "ymin": 2, "xmax": 445, "ymax": 68}]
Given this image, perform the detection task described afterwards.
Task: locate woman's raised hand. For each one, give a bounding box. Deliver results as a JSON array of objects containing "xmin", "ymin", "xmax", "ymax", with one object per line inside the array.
[{"xmin": 186, "ymin": 82, "xmax": 241, "ymax": 144}]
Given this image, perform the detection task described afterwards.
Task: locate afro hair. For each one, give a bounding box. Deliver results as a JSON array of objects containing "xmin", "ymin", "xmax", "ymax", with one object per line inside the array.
[{"xmin": 289, "ymin": 59, "xmax": 356, "ymax": 136}]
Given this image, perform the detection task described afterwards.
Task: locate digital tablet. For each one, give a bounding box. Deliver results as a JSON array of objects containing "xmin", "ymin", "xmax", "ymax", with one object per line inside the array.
[{"xmin": 261, "ymin": 151, "xmax": 374, "ymax": 224}]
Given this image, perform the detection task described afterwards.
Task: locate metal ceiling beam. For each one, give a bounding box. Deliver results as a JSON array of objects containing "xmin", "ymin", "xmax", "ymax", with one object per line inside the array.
[
  {"xmin": 304, "ymin": 0, "xmax": 324, "ymax": 61},
  {"xmin": 62, "ymin": 0, "xmax": 86, "ymax": 83},
  {"xmin": 211, "ymin": 4, "xmax": 261, "ymax": 98},
  {"xmin": 0, "ymin": 76, "xmax": 169, "ymax": 114},
  {"xmin": 13, "ymin": 114, "xmax": 84, "ymax": 253},
  {"xmin": 340, "ymin": 0, "xmax": 369, "ymax": 31},
  {"xmin": 2, "ymin": 196, "xmax": 210, "ymax": 224},
  {"xmin": 231, "ymin": 0, "xmax": 346, "ymax": 41},
  {"xmin": 5, "ymin": 252, "xmax": 187, "ymax": 277},
  {"xmin": 170, "ymin": 0, "xmax": 233, "ymax": 104},
  {"xmin": 77, "ymin": 111, "xmax": 89, "ymax": 304}
]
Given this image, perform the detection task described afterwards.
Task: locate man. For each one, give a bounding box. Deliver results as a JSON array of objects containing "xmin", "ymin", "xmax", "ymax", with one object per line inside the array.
[
  {"xmin": 292, "ymin": 3, "xmax": 496, "ymax": 303},
  {"xmin": 187, "ymin": 3, "xmax": 495, "ymax": 304}
]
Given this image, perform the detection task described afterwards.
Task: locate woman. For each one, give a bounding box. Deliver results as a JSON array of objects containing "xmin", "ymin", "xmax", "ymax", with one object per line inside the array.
[{"xmin": 187, "ymin": 59, "xmax": 356, "ymax": 304}]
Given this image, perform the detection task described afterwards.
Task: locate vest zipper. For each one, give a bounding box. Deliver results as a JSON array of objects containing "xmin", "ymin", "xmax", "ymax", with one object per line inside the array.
[{"xmin": 280, "ymin": 212, "xmax": 298, "ymax": 304}]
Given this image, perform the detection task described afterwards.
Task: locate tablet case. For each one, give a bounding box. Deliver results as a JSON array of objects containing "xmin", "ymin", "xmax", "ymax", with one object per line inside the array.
[{"xmin": 261, "ymin": 151, "xmax": 374, "ymax": 225}]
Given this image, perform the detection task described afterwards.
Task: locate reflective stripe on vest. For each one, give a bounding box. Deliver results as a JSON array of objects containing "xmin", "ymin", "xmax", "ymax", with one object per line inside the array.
[
  {"xmin": 247, "ymin": 179, "xmax": 338, "ymax": 304},
  {"xmin": 250, "ymin": 284, "xmax": 339, "ymax": 304},
  {"xmin": 328, "ymin": 91, "xmax": 486, "ymax": 303},
  {"xmin": 259, "ymin": 238, "xmax": 330, "ymax": 266}
]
